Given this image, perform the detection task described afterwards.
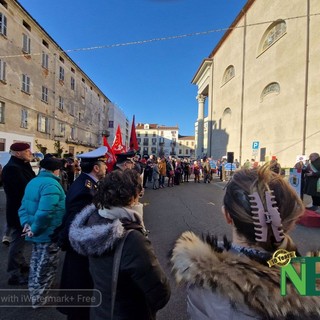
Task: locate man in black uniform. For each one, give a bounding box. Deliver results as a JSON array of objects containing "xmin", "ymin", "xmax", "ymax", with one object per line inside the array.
[
  {"xmin": 113, "ymin": 150, "xmax": 135, "ymax": 171},
  {"xmin": 54, "ymin": 146, "xmax": 107, "ymax": 320},
  {"xmin": 2, "ymin": 142, "xmax": 35, "ymax": 285}
]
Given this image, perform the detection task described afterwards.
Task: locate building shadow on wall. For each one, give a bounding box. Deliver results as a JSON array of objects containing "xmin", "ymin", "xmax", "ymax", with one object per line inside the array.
[{"xmin": 210, "ymin": 120, "xmax": 229, "ymax": 160}]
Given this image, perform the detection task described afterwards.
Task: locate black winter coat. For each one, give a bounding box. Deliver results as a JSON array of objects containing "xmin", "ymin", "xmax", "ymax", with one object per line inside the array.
[
  {"xmin": 54, "ymin": 172, "xmax": 97, "ymax": 319},
  {"xmin": 2, "ymin": 156, "xmax": 35, "ymax": 229},
  {"xmin": 304, "ymin": 157, "xmax": 320, "ymax": 197},
  {"xmin": 69, "ymin": 205, "xmax": 171, "ymax": 320}
]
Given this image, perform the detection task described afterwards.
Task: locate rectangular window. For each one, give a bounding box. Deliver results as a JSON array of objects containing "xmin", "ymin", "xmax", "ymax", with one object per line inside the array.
[
  {"xmin": 0, "ymin": 59, "xmax": 6, "ymax": 82},
  {"xmin": 0, "ymin": 13, "xmax": 7, "ymax": 36},
  {"xmin": 59, "ymin": 66, "xmax": 64, "ymax": 81},
  {"xmin": 0, "ymin": 1, "xmax": 8, "ymax": 9},
  {"xmin": 22, "ymin": 33, "xmax": 31, "ymax": 54},
  {"xmin": 152, "ymin": 138, "xmax": 156, "ymax": 145},
  {"xmin": 37, "ymin": 114, "xmax": 49, "ymax": 133},
  {"xmin": 21, "ymin": 109, "xmax": 28, "ymax": 128},
  {"xmin": 108, "ymin": 121, "xmax": 114, "ymax": 128},
  {"xmin": 41, "ymin": 86, "xmax": 48, "ymax": 102},
  {"xmin": 186, "ymin": 149, "xmax": 189, "ymax": 155},
  {"xmin": 81, "ymin": 84, "xmax": 85, "ymax": 97},
  {"xmin": 71, "ymin": 76, "xmax": 75, "ymax": 90},
  {"xmin": 69, "ymin": 103, "xmax": 75, "ymax": 116},
  {"xmin": 22, "ymin": 74, "xmax": 30, "ymax": 93},
  {"xmin": 0, "ymin": 101, "xmax": 4, "ymax": 123},
  {"xmin": 58, "ymin": 96, "xmax": 64, "ymax": 110},
  {"xmin": 42, "ymin": 39, "xmax": 49, "ymax": 48},
  {"xmin": 151, "ymin": 147, "xmax": 156, "ymax": 154},
  {"xmin": 143, "ymin": 138, "xmax": 148, "ymax": 146},
  {"xmin": 58, "ymin": 122, "xmax": 65, "ymax": 136},
  {"xmin": 22, "ymin": 20, "xmax": 31, "ymax": 31},
  {"xmin": 70, "ymin": 127, "xmax": 76, "ymax": 139},
  {"xmin": 42, "ymin": 52, "xmax": 49, "ymax": 69}
]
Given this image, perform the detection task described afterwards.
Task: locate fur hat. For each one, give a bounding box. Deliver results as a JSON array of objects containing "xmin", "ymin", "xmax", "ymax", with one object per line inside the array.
[
  {"xmin": 39, "ymin": 157, "xmax": 62, "ymax": 171},
  {"xmin": 10, "ymin": 142, "xmax": 30, "ymax": 151}
]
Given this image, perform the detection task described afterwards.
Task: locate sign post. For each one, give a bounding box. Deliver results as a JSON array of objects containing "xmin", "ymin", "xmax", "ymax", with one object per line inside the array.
[{"xmin": 252, "ymin": 141, "xmax": 260, "ymax": 150}]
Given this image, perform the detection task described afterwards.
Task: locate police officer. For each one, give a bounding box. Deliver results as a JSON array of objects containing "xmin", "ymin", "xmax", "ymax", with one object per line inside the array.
[
  {"xmin": 113, "ymin": 150, "xmax": 136, "ymax": 171},
  {"xmin": 54, "ymin": 146, "xmax": 107, "ymax": 320}
]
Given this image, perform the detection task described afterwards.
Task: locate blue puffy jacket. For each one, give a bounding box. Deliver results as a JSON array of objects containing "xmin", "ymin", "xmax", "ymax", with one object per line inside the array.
[{"xmin": 19, "ymin": 170, "xmax": 66, "ymax": 243}]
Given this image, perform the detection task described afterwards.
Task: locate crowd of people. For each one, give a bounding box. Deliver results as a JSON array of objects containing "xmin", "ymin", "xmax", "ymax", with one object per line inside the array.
[
  {"xmin": 1, "ymin": 141, "xmax": 320, "ymax": 319},
  {"xmin": 141, "ymin": 155, "xmax": 220, "ymax": 189}
]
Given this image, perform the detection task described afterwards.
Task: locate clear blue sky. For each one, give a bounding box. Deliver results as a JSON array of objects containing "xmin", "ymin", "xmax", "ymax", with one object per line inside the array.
[{"xmin": 18, "ymin": 0, "xmax": 247, "ymax": 136}]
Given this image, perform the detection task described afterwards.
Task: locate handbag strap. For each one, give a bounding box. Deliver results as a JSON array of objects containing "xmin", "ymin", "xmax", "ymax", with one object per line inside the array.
[{"xmin": 111, "ymin": 229, "xmax": 133, "ymax": 320}]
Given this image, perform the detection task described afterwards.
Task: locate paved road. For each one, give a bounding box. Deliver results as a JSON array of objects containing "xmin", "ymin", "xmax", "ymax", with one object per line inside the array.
[{"xmin": 0, "ymin": 177, "xmax": 319, "ymax": 320}]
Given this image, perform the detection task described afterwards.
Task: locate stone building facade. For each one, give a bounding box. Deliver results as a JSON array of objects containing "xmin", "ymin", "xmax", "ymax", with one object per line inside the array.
[
  {"xmin": 193, "ymin": 0, "xmax": 320, "ymax": 167},
  {"xmin": 0, "ymin": 0, "xmax": 111, "ymax": 155},
  {"xmin": 136, "ymin": 123, "xmax": 179, "ymax": 158},
  {"xmin": 178, "ymin": 135, "xmax": 195, "ymax": 159},
  {"xmin": 136, "ymin": 123, "xmax": 195, "ymax": 158}
]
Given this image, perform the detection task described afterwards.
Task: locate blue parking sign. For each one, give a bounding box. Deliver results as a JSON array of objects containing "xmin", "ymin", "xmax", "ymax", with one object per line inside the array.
[{"xmin": 252, "ymin": 141, "xmax": 259, "ymax": 150}]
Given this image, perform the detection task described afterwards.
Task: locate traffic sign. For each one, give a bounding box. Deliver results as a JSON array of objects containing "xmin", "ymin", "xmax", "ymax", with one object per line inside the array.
[{"xmin": 252, "ymin": 141, "xmax": 260, "ymax": 150}]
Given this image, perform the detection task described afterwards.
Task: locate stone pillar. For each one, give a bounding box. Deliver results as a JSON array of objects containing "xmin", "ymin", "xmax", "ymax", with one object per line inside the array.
[{"xmin": 196, "ymin": 94, "xmax": 205, "ymax": 159}]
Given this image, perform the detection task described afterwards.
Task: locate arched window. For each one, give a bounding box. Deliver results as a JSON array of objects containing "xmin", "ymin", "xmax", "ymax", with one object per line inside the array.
[
  {"xmin": 222, "ymin": 65, "xmax": 235, "ymax": 85},
  {"xmin": 223, "ymin": 108, "xmax": 232, "ymax": 117},
  {"xmin": 260, "ymin": 20, "xmax": 286, "ymax": 53},
  {"xmin": 261, "ymin": 82, "xmax": 280, "ymax": 101}
]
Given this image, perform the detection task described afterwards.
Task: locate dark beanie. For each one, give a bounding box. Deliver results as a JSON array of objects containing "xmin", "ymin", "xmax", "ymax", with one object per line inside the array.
[
  {"xmin": 10, "ymin": 142, "xmax": 30, "ymax": 151},
  {"xmin": 39, "ymin": 158, "xmax": 62, "ymax": 171}
]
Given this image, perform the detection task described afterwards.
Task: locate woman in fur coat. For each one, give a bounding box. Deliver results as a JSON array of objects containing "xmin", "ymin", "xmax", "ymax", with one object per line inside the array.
[
  {"xmin": 69, "ymin": 169, "xmax": 170, "ymax": 320},
  {"xmin": 172, "ymin": 164, "xmax": 320, "ymax": 320}
]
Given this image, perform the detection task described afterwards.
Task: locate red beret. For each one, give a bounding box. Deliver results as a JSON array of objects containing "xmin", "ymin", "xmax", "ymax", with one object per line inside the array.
[{"xmin": 10, "ymin": 142, "xmax": 31, "ymax": 151}]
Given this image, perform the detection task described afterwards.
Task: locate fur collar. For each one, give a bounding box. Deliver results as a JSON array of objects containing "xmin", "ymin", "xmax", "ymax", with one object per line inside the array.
[
  {"xmin": 171, "ymin": 231, "xmax": 320, "ymax": 319},
  {"xmin": 69, "ymin": 204, "xmax": 142, "ymax": 256}
]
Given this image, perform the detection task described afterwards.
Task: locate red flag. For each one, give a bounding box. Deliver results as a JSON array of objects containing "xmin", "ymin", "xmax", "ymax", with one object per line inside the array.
[
  {"xmin": 129, "ymin": 115, "xmax": 139, "ymax": 152},
  {"xmin": 103, "ymin": 136, "xmax": 117, "ymax": 172},
  {"xmin": 111, "ymin": 125, "xmax": 126, "ymax": 154}
]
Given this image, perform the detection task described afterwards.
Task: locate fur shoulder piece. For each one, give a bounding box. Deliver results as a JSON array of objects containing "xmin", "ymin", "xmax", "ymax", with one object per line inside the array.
[
  {"xmin": 69, "ymin": 204, "xmax": 124, "ymax": 256},
  {"xmin": 171, "ymin": 231, "xmax": 320, "ymax": 319}
]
